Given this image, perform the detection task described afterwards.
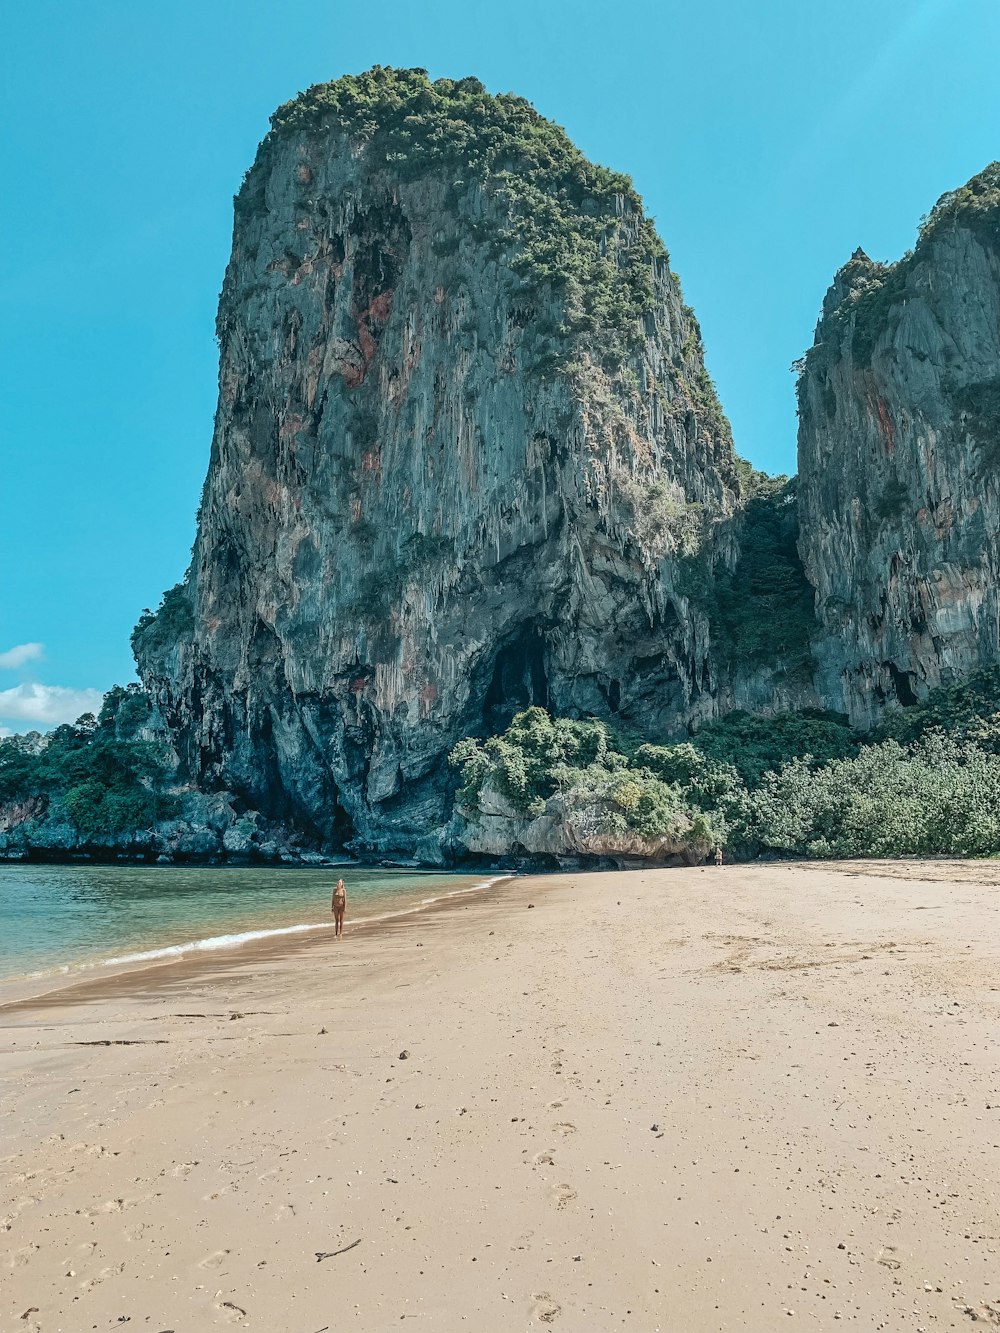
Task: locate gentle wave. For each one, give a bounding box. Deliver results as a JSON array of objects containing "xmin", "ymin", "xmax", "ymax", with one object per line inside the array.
[
  {"xmin": 102, "ymin": 920, "xmax": 329, "ymax": 967},
  {"xmin": 20, "ymin": 874, "xmax": 511, "ymax": 984}
]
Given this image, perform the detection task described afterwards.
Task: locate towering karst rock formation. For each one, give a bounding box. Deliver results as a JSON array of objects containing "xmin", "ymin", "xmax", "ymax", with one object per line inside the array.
[
  {"xmin": 135, "ymin": 69, "xmax": 747, "ymax": 857},
  {"xmin": 134, "ymin": 66, "xmax": 1000, "ymax": 860},
  {"xmin": 797, "ymin": 164, "xmax": 1000, "ymax": 726}
]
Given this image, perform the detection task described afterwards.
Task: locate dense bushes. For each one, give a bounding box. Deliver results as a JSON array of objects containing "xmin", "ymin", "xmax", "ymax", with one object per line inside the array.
[
  {"xmin": 731, "ymin": 734, "xmax": 1000, "ymax": 858},
  {"xmin": 872, "ymin": 666, "xmax": 1000, "ymax": 747},
  {"xmin": 451, "ymin": 673, "xmax": 1000, "ymax": 861},
  {"xmin": 450, "ymin": 707, "xmax": 724, "ymax": 853},
  {"xmin": 0, "ymin": 686, "xmax": 177, "ymax": 839}
]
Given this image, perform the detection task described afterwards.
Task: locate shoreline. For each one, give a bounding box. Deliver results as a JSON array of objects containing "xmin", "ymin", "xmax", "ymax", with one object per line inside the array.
[
  {"xmin": 8, "ymin": 851, "xmax": 1000, "ymax": 1009},
  {"xmin": 0, "ymin": 871, "xmax": 514, "ymax": 1011},
  {"xmin": 4, "ymin": 858, "xmax": 1000, "ymax": 1331}
]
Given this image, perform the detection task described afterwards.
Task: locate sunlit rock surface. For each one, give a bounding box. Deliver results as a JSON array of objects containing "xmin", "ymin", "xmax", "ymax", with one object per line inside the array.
[
  {"xmin": 797, "ymin": 165, "xmax": 1000, "ymax": 726},
  {"xmin": 135, "ymin": 71, "xmax": 742, "ymax": 856}
]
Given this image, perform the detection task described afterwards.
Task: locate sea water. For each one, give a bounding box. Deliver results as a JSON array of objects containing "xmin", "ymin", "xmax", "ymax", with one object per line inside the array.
[{"xmin": 0, "ymin": 862, "xmax": 504, "ymax": 984}]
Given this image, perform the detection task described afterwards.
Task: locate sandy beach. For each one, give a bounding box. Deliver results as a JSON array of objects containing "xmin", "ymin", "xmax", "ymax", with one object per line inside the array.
[{"xmin": 3, "ymin": 861, "xmax": 1000, "ymax": 1332}]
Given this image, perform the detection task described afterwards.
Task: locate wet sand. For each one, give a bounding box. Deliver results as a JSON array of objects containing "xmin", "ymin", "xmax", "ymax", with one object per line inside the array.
[{"xmin": 3, "ymin": 861, "xmax": 1000, "ymax": 1330}]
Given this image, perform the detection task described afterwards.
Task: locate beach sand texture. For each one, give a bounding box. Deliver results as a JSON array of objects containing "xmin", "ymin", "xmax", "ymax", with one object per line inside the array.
[{"xmin": 2, "ymin": 861, "xmax": 1000, "ymax": 1331}]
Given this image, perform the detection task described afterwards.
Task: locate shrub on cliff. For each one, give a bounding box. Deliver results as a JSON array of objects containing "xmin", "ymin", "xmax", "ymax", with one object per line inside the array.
[
  {"xmin": 131, "ymin": 583, "xmax": 194, "ymax": 660},
  {"xmin": 712, "ymin": 476, "xmax": 816, "ymax": 673},
  {"xmin": 920, "ymin": 161, "xmax": 1000, "ymax": 248},
  {"xmin": 450, "ymin": 707, "xmax": 625, "ymax": 814}
]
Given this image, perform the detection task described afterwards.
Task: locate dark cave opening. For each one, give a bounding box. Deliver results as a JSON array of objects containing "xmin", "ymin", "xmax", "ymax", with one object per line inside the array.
[
  {"xmin": 887, "ymin": 663, "xmax": 919, "ymax": 707},
  {"xmin": 483, "ymin": 624, "xmax": 550, "ymax": 734}
]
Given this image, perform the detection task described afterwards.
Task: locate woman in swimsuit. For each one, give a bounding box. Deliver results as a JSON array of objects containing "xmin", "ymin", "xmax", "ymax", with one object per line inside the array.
[{"xmin": 332, "ymin": 878, "xmax": 347, "ymax": 937}]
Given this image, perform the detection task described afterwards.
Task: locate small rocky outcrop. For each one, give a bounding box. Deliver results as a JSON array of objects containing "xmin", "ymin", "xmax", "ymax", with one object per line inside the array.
[
  {"xmin": 0, "ymin": 786, "xmax": 307, "ymax": 864},
  {"xmin": 797, "ymin": 165, "xmax": 1000, "ymax": 725},
  {"xmin": 458, "ymin": 780, "xmax": 710, "ymax": 867}
]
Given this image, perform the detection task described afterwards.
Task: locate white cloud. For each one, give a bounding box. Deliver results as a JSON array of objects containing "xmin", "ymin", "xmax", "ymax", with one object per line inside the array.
[
  {"xmin": 0, "ymin": 683, "xmax": 104, "ymax": 727},
  {"xmin": 0, "ymin": 726, "xmax": 12, "ymax": 738},
  {"xmin": 0, "ymin": 642, "xmax": 45, "ymax": 669}
]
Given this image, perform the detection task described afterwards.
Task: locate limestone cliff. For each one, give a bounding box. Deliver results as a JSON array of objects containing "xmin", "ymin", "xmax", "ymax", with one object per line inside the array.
[
  {"xmin": 135, "ymin": 69, "xmax": 742, "ymax": 859},
  {"xmin": 797, "ymin": 164, "xmax": 1000, "ymax": 726}
]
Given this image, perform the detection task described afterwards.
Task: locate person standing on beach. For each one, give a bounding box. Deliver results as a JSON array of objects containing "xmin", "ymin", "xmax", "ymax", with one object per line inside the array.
[
  {"xmin": 332, "ymin": 878, "xmax": 347, "ymax": 937},
  {"xmin": 714, "ymin": 847, "xmax": 724, "ymax": 867}
]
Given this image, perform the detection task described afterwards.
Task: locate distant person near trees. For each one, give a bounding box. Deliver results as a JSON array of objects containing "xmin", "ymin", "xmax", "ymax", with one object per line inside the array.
[
  {"xmin": 714, "ymin": 848, "xmax": 724, "ymax": 867},
  {"xmin": 332, "ymin": 878, "xmax": 347, "ymax": 937}
]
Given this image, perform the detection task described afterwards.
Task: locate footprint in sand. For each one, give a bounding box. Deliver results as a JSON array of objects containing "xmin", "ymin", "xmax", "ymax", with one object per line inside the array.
[
  {"xmin": 553, "ymin": 1122, "xmax": 577, "ymax": 1137},
  {"xmin": 876, "ymin": 1244, "xmax": 901, "ymax": 1271},
  {"xmin": 532, "ymin": 1292, "xmax": 562, "ymax": 1323},
  {"xmin": 2, "ymin": 1193, "xmax": 43, "ymax": 1229},
  {"xmin": 79, "ymin": 1261, "xmax": 125, "ymax": 1290},
  {"xmin": 204, "ymin": 1180, "xmax": 239, "ymax": 1201},
  {"xmin": 532, "ymin": 1149, "xmax": 556, "ymax": 1166},
  {"xmin": 79, "ymin": 1197, "xmax": 124, "ymax": 1218},
  {"xmin": 547, "ymin": 1100, "xmax": 564, "ymax": 1110},
  {"xmin": 199, "ymin": 1248, "xmax": 231, "ymax": 1270},
  {"xmin": 215, "ymin": 1295, "xmax": 249, "ymax": 1322},
  {"xmin": 272, "ymin": 1202, "xmax": 296, "ymax": 1221},
  {"xmin": 552, "ymin": 1183, "xmax": 576, "ymax": 1210},
  {"xmin": 5, "ymin": 1242, "xmax": 39, "ymax": 1269},
  {"xmin": 169, "ymin": 1160, "xmax": 200, "ymax": 1178}
]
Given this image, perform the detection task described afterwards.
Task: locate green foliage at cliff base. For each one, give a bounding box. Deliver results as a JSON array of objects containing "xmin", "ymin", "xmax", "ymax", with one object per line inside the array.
[
  {"xmin": 451, "ymin": 667, "xmax": 1000, "ymax": 860},
  {"xmin": 449, "ymin": 708, "xmax": 722, "ymax": 852},
  {"xmin": 0, "ymin": 686, "xmax": 177, "ymax": 839}
]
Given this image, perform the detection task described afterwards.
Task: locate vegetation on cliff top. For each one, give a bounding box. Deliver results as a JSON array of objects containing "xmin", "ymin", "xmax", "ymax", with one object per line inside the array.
[
  {"xmin": 919, "ymin": 161, "xmax": 1000, "ymax": 246},
  {"xmin": 256, "ymin": 67, "xmax": 674, "ymax": 357},
  {"xmin": 0, "ymin": 686, "xmax": 177, "ymax": 839},
  {"xmin": 803, "ymin": 162, "xmax": 1000, "ymax": 373}
]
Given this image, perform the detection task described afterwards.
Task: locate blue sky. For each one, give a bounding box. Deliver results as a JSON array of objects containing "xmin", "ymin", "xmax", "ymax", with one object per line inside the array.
[{"xmin": 2, "ymin": 0, "xmax": 999, "ymax": 732}]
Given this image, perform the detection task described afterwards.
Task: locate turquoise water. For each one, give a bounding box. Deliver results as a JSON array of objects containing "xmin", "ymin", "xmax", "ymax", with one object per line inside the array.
[{"xmin": 0, "ymin": 863, "xmax": 503, "ymax": 983}]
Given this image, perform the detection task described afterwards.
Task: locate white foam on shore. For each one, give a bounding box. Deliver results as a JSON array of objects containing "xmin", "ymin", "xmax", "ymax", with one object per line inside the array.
[
  {"xmin": 101, "ymin": 920, "xmax": 328, "ymax": 968},
  {"xmin": 13, "ymin": 874, "xmax": 512, "ymax": 988}
]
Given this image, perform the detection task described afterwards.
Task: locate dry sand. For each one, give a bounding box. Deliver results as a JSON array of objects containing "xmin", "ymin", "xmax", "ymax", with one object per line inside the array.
[{"xmin": 2, "ymin": 861, "xmax": 1000, "ymax": 1331}]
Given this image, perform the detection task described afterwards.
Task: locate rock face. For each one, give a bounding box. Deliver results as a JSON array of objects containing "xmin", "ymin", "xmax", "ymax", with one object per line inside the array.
[
  {"xmin": 797, "ymin": 165, "xmax": 1000, "ymax": 726},
  {"xmin": 135, "ymin": 69, "xmax": 743, "ymax": 857},
  {"xmin": 0, "ymin": 789, "xmax": 319, "ymax": 864},
  {"xmin": 133, "ymin": 70, "xmax": 1000, "ymax": 863}
]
